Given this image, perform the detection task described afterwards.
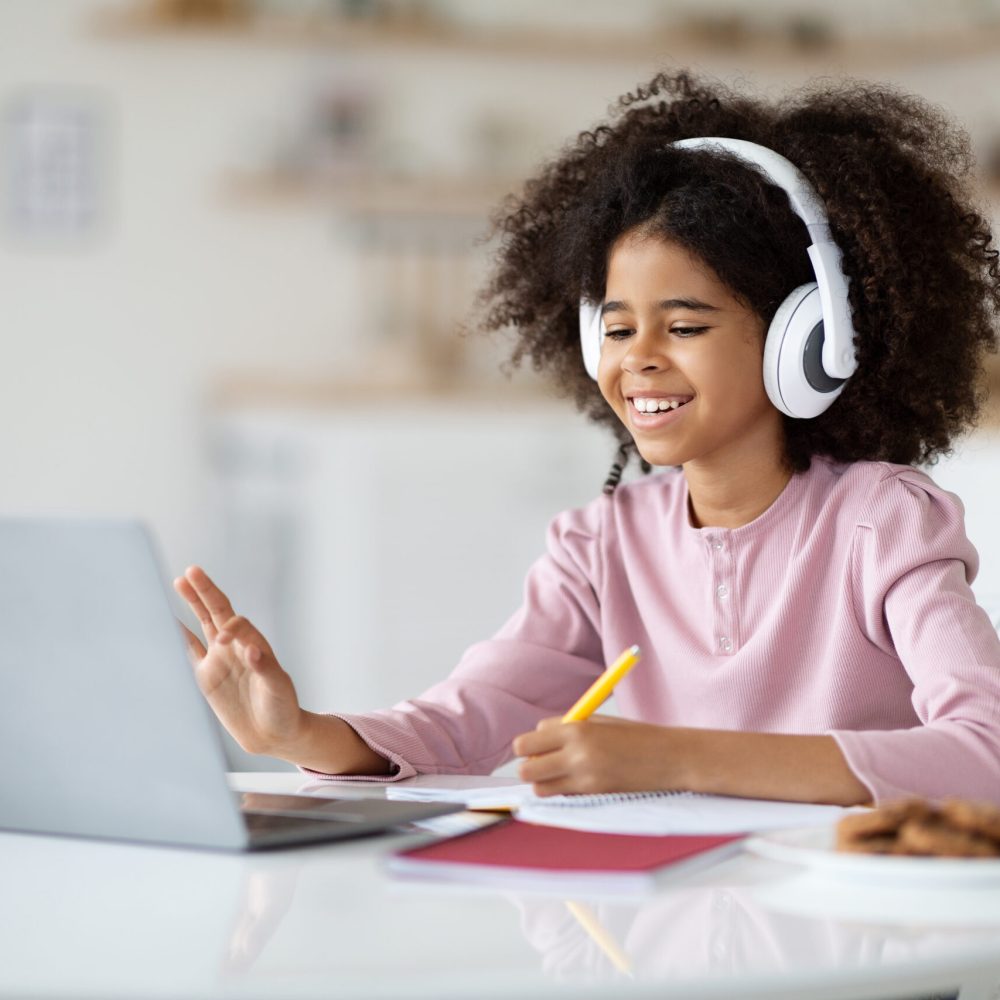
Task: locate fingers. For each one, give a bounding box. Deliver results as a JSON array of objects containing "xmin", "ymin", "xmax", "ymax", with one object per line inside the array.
[
  {"xmin": 514, "ymin": 719, "xmax": 603, "ymax": 795},
  {"xmin": 529, "ymin": 776, "xmax": 585, "ymax": 798},
  {"xmin": 213, "ymin": 630, "xmax": 268, "ymax": 675},
  {"xmin": 174, "ymin": 568, "xmax": 274, "ymax": 677},
  {"xmin": 215, "ymin": 617, "xmax": 270, "ymax": 659},
  {"xmin": 173, "ymin": 574, "xmax": 219, "ymax": 643},
  {"xmin": 229, "ymin": 635, "xmax": 264, "ymax": 669},
  {"xmin": 242, "ymin": 640, "xmax": 263, "ymax": 666},
  {"xmin": 514, "ymin": 720, "xmax": 574, "ymax": 785},
  {"xmin": 175, "ymin": 618, "xmax": 260, "ymax": 679},
  {"xmin": 512, "ymin": 719, "xmax": 572, "ymax": 758},
  {"xmin": 182, "ymin": 565, "xmax": 238, "ymax": 634},
  {"xmin": 518, "ymin": 749, "xmax": 569, "ymax": 786},
  {"xmin": 178, "ymin": 621, "xmax": 206, "ymax": 663}
]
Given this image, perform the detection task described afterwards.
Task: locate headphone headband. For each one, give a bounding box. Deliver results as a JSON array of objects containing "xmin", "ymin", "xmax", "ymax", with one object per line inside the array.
[{"xmin": 672, "ymin": 138, "xmax": 856, "ymax": 379}]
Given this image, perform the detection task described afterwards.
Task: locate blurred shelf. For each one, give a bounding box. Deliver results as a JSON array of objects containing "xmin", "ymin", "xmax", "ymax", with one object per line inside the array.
[
  {"xmin": 219, "ymin": 170, "xmax": 1000, "ymax": 219},
  {"xmin": 218, "ymin": 170, "xmax": 518, "ymax": 218},
  {"xmin": 90, "ymin": 3, "xmax": 1000, "ymax": 70},
  {"xmin": 209, "ymin": 373, "xmax": 560, "ymax": 412}
]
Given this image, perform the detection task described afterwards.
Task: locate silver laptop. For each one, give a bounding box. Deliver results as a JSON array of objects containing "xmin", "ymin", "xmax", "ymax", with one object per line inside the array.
[{"xmin": 0, "ymin": 518, "xmax": 460, "ymax": 850}]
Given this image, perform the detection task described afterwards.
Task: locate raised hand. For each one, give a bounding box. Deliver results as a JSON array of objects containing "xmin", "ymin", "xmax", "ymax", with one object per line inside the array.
[{"xmin": 173, "ymin": 566, "xmax": 304, "ymax": 757}]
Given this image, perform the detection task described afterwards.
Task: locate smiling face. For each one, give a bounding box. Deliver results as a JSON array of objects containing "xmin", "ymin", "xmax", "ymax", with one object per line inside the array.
[{"xmin": 597, "ymin": 231, "xmax": 785, "ymax": 473}]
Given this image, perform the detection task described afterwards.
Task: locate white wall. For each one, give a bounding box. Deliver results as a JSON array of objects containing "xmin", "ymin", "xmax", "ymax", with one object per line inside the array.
[
  {"xmin": 0, "ymin": 2, "xmax": 660, "ymax": 571},
  {"xmin": 2, "ymin": 1, "xmax": 999, "ymax": 570}
]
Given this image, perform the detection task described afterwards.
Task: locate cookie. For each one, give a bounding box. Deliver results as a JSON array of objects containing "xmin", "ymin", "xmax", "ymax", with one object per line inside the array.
[
  {"xmin": 836, "ymin": 833, "xmax": 899, "ymax": 854},
  {"xmin": 939, "ymin": 798, "xmax": 1000, "ymax": 843},
  {"xmin": 834, "ymin": 797, "xmax": 1000, "ymax": 858},
  {"xmin": 835, "ymin": 798, "xmax": 932, "ymax": 844},
  {"xmin": 895, "ymin": 816, "xmax": 1000, "ymax": 858}
]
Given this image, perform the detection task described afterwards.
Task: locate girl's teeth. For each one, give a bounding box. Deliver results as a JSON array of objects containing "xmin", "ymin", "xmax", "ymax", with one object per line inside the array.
[{"xmin": 635, "ymin": 399, "xmax": 682, "ymax": 413}]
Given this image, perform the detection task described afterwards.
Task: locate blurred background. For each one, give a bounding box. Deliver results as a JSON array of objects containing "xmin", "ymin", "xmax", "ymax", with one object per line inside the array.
[{"xmin": 3, "ymin": 0, "xmax": 1000, "ymax": 769}]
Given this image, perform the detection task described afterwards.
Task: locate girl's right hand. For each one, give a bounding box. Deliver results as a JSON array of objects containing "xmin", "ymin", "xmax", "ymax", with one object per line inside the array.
[{"xmin": 173, "ymin": 566, "xmax": 304, "ymax": 758}]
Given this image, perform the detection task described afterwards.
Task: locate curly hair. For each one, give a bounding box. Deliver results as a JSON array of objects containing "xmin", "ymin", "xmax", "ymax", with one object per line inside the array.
[{"xmin": 477, "ymin": 69, "xmax": 1000, "ymax": 474}]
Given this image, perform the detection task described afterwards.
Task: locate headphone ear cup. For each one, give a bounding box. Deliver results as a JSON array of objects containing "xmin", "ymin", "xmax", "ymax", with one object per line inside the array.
[
  {"xmin": 763, "ymin": 283, "xmax": 846, "ymax": 419},
  {"xmin": 579, "ymin": 300, "xmax": 604, "ymax": 381}
]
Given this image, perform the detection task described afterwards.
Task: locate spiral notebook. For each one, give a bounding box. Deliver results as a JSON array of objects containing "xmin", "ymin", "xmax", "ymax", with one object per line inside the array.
[
  {"xmin": 388, "ymin": 780, "xmax": 604, "ymax": 811},
  {"xmin": 387, "ymin": 781, "xmax": 856, "ymax": 835}
]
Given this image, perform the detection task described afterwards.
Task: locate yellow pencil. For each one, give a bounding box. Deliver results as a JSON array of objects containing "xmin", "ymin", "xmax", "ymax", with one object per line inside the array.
[{"xmin": 562, "ymin": 645, "xmax": 641, "ymax": 723}]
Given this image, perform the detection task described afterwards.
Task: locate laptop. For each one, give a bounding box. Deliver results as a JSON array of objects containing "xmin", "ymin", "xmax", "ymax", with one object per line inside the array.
[{"xmin": 0, "ymin": 518, "xmax": 461, "ymax": 850}]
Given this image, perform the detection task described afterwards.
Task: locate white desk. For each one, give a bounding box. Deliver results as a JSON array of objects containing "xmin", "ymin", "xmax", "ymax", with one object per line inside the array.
[{"xmin": 3, "ymin": 773, "xmax": 1000, "ymax": 1000}]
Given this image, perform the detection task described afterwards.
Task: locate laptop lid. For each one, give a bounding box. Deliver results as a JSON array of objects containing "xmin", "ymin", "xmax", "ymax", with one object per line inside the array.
[
  {"xmin": 0, "ymin": 517, "xmax": 467, "ymax": 853},
  {"xmin": 0, "ymin": 518, "xmax": 256, "ymax": 849}
]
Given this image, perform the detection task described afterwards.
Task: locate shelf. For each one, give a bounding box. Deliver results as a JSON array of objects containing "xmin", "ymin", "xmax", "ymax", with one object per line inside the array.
[
  {"xmin": 218, "ymin": 170, "xmax": 518, "ymax": 218},
  {"xmin": 90, "ymin": 4, "xmax": 1000, "ymax": 71},
  {"xmin": 218, "ymin": 169, "xmax": 1000, "ymax": 220},
  {"xmin": 209, "ymin": 372, "xmax": 559, "ymax": 412}
]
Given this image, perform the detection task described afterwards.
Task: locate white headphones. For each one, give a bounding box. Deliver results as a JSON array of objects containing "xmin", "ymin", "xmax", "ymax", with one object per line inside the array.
[{"xmin": 579, "ymin": 137, "xmax": 858, "ymax": 419}]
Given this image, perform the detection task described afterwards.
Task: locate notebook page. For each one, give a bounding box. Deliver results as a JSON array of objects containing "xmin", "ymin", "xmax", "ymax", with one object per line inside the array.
[
  {"xmin": 387, "ymin": 782, "xmax": 535, "ymax": 809},
  {"xmin": 517, "ymin": 794, "xmax": 857, "ymax": 835}
]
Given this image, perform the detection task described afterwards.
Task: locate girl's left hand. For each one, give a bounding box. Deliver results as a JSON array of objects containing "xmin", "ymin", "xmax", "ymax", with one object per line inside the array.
[{"xmin": 512, "ymin": 716, "xmax": 685, "ymax": 797}]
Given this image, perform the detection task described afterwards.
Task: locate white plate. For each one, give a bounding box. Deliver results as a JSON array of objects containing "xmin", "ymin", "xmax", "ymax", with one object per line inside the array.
[{"xmin": 746, "ymin": 825, "xmax": 1000, "ymax": 887}]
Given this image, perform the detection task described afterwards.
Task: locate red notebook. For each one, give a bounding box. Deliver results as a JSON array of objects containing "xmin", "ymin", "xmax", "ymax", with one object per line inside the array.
[{"xmin": 388, "ymin": 818, "xmax": 743, "ymax": 892}]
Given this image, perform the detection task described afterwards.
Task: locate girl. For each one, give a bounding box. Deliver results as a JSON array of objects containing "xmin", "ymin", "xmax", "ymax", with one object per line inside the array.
[{"xmin": 177, "ymin": 70, "xmax": 1000, "ymax": 807}]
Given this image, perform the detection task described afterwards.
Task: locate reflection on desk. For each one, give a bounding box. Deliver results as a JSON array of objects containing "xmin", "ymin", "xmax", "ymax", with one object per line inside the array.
[
  {"xmin": 510, "ymin": 884, "xmax": 1000, "ymax": 987},
  {"xmin": 3, "ymin": 773, "xmax": 1000, "ymax": 1000}
]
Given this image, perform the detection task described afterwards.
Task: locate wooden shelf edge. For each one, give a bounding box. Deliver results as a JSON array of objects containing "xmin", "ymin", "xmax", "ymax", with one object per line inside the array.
[
  {"xmin": 208, "ymin": 373, "xmax": 564, "ymax": 412},
  {"xmin": 89, "ymin": 5, "xmax": 1000, "ymax": 71},
  {"xmin": 218, "ymin": 171, "xmax": 519, "ymax": 218}
]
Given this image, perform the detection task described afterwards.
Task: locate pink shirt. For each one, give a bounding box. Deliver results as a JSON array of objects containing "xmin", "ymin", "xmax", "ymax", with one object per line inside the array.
[{"xmin": 310, "ymin": 456, "xmax": 1000, "ymax": 805}]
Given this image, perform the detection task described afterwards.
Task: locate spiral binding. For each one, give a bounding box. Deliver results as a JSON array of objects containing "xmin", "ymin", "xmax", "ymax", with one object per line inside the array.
[{"xmin": 537, "ymin": 790, "xmax": 688, "ymax": 807}]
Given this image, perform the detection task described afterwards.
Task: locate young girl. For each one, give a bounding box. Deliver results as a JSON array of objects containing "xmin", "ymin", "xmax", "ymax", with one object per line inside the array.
[{"xmin": 176, "ymin": 70, "xmax": 1000, "ymax": 807}]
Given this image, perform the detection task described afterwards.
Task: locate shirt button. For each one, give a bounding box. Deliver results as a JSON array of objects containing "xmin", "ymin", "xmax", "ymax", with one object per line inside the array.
[
  {"xmin": 719, "ymin": 636, "xmax": 733, "ymax": 652},
  {"xmin": 716, "ymin": 584, "xmax": 729, "ymax": 599},
  {"xmin": 713, "ymin": 542, "xmax": 723, "ymax": 550}
]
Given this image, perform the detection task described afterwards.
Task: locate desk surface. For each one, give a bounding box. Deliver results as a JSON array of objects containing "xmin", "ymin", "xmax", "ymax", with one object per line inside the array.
[{"xmin": 3, "ymin": 772, "xmax": 1000, "ymax": 1000}]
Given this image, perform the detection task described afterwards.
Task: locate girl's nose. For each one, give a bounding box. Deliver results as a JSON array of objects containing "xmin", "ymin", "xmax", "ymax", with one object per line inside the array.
[{"xmin": 622, "ymin": 327, "xmax": 670, "ymax": 373}]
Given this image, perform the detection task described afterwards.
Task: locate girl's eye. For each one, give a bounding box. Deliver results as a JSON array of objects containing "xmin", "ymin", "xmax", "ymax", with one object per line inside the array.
[{"xmin": 602, "ymin": 325, "xmax": 709, "ymax": 342}]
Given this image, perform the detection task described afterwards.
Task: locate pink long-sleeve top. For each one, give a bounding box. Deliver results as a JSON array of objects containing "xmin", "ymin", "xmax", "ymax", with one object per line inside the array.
[{"xmin": 309, "ymin": 455, "xmax": 1000, "ymax": 804}]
